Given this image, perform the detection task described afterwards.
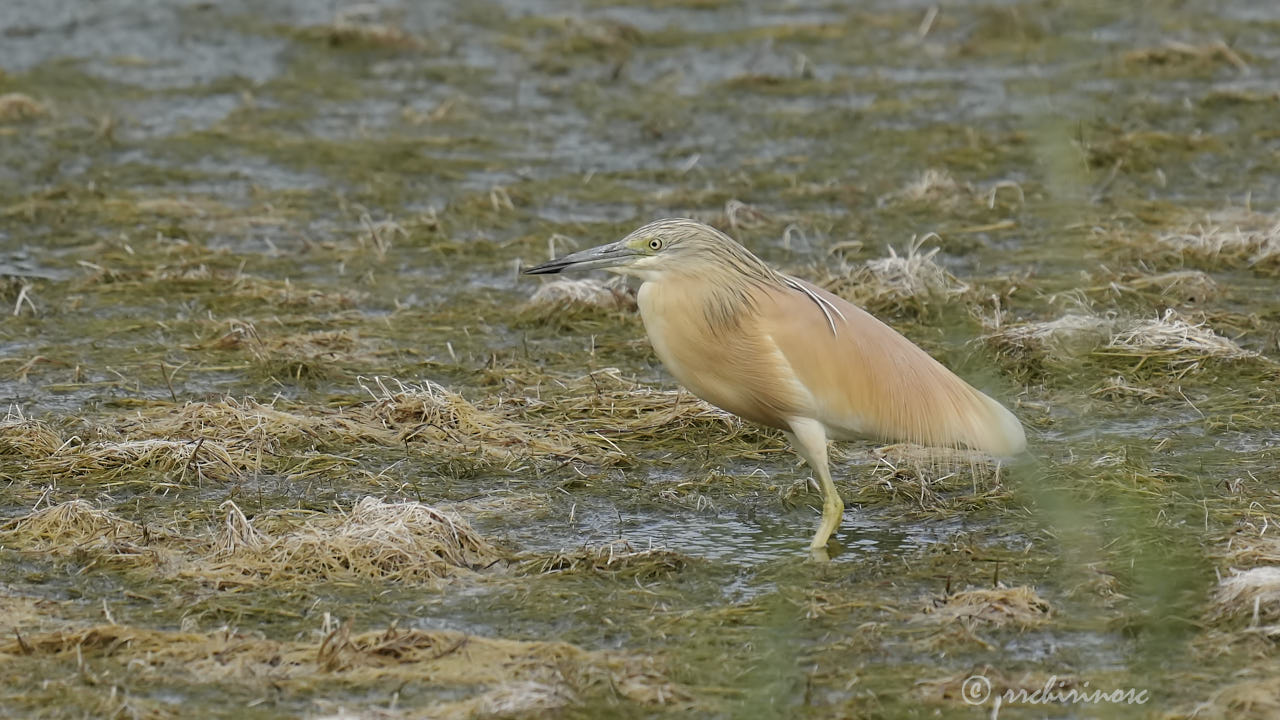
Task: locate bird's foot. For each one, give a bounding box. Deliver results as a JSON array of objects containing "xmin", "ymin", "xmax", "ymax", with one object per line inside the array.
[{"xmin": 807, "ymin": 536, "xmax": 843, "ymax": 563}]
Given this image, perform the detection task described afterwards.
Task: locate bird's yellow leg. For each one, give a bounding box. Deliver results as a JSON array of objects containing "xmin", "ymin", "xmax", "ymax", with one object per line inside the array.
[
  {"xmin": 811, "ymin": 467, "xmax": 844, "ymax": 551},
  {"xmin": 786, "ymin": 419, "xmax": 844, "ymax": 559}
]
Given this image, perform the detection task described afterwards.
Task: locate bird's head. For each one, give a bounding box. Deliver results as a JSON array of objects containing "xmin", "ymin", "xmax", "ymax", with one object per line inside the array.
[{"xmin": 522, "ymin": 218, "xmax": 741, "ymax": 282}]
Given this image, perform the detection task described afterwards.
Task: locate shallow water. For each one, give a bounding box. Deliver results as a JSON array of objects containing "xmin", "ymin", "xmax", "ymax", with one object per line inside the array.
[{"xmin": 3, "ymin": 0, "xmax": 1280, "ymax": 717}]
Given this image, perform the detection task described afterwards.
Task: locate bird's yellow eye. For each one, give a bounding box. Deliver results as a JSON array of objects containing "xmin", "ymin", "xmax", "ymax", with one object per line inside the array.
[{"xmin": 648, "ymin": 238, "xmax": 662, "ymax": 251}]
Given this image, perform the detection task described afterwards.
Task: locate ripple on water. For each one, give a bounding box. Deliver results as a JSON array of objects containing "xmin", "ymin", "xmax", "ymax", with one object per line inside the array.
[{"xmin": 501, "ymin": 493, "xmax": 971, "ymax": 569}]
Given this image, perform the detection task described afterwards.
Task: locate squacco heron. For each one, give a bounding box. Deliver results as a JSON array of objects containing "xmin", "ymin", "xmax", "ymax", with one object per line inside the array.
[{"xmin": 524, "ymin": 219, "xmax": 1025, "ymax": 557}]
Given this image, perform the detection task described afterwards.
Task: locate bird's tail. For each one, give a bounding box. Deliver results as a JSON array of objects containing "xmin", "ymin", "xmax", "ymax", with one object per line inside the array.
[{"xmin": 973, "ymin": 392, "xmax": 1026, "ymax": 457}]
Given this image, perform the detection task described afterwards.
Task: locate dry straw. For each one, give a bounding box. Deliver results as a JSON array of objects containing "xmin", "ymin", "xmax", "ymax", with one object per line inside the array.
[
  {"xmin": 1193, "ymin": 675, "xmax": 1280, "ymax": 720},
  {"xmin": 1100, "ymin": 309, "xmax": 1259, "ymax": 375},
  {"xmin": 358, "ymin": 375, "xmax": 609, "ymax": 463},
  {"xmin": 209, "ymin": 497, "xmax": 500, "ymax": 584},
  {"xmin": 0, "ymin": 93, "xmax": 47, "ymax": 121},
  {"xmin": 464, "ymin": 681, "xmax": 577, "ymax": 717},
  {"xmin": 297, "ymin": 8, "xmax": 425, "ymax": 50},
  {"xmin": 121, "ymin": 395, "xmax": 359, "ymax": 450},
  {"xmin": 917, "ymin": 586, "xmax": 1052, "ymax": 629},
  {"xmin": 27, "ymin": 435, "xmax": 253, "ymax": 486},
  {"xmin": 1219, "ymin": 535, "xmax": 1280, "ymax": 568},
  {"xmin": 2, "ymin": 496, "xmax": 502, "ymax": 587},
  {"xmin": 521, "ymin": 540, "xmax": 689, "ymax": 581},
  {"xmin": 879, "ymin": 168, "xmax": 980, "ymax": 210},
  {"xmin": 983, "ymin": 308, "xmax": 1263, "ymax": 379},
  {"xmin": 0, "ymin": 500, "xmax": 184, "ymax": 573},
  {"xmin": 1122, "ymin": 40, "xmax": 1250, "ymax": 72},
  {"xmin": 0, "ymin": 408, "xmax": 63, "ymax": 458},
  {"xmin": 1209, "ymin": 567, "xmax": 1280, "ymax": 627},
  {"xmin": 1105, "ymin": 269, "xmax": 1219, "ymax": 304},
  {"xmin": 1, "ymin": 500, "xmax": 147, "ymax": 550},
  {"xmin": 524, "ymin": 277, "xmax": 637, "ymax": 313},
  {"xmin": 822, "ymin": 236, "xmax": 971, "ymax": 314},
  {"xmin": 983, "ymin": 312, "xmax": 1116, "ymax": 356},
  {"xmin": 1156, "ymin": 213, "xmax": 1280, "ymax": 273},
  {"xmin": 228, "ymin": 325, "xmax": 364, "ymax": 381},
  {"xmin": 11, "ymin": 373, "xmax": 622, "ymax": 491},
  {"xmin": 0, "ymin": 622, "xmax": 684, "ymax": 713},
  {"xmin": 508, "ymin": 367, "xmax": 761, "ymax": 454}
]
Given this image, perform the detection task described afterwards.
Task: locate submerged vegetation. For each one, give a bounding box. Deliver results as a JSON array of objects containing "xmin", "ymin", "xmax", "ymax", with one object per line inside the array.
[{"xmin": 2, "ymin": 0, "xmax": 1279, "ymax": 717}]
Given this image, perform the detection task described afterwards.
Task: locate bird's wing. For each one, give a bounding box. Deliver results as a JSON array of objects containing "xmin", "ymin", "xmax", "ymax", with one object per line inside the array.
[
  {"xmin": 638, "ymin": 277, "xmax": 813, "ymax": 431},
  {"xmin": 760, "ymin": 278, "xmax": 1025, "ymax": 456}
]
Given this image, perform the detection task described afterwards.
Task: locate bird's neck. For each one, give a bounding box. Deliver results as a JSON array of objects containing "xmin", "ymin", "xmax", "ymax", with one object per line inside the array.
[{"xmin": 646, "ymin": 270, "xmax": 777, "ymax": 336}]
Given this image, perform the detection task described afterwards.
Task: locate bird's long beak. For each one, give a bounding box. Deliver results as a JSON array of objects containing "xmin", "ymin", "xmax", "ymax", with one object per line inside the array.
[{"xmin": 522, "ymin": 240, "xmax": 639, "ymax": 275}]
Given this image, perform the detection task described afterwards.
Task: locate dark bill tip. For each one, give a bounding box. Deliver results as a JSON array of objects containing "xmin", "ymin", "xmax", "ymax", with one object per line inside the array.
[
  {"xmin": 521, "ymin": 260, "xmax": 570, "ymax": 275},
  {"xmin": 520, "ymin": 241, "xmax": 637, "ymax": 276}
]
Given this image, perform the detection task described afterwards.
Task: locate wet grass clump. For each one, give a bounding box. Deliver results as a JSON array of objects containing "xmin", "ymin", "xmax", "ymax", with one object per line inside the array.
[
  {"xmin": 0, "ymin": 620, "xmax": 683, "ymax": 719},
  {"xmin": 519, "ymin": 276, "xmax": 638, "ymax": 327},
  {"xmin": 982, "ymin": 306, "xmax": 1270, "ymax": 385},
  {"xmin": 209, "ymin": 497, "xmax": 500, "ymax": 585},
  {"xmin": 916, "ymin": 585, "xmax": 1052, "ymax": 630},
  {"xmin": 819, "ymin": 236, "xmax": 973, "ymax": 317},
  {"xmin": 1155, "ymin": 211, "xmax": 1280, "ymax": 275},
  {"xmin": 1121, "ymin": 40, "xmax": 1251, "ymax": 76},
  {"xmin": 1, "ymin": 496, "xmax": 499, "ymax": 587},
  {"xmin": 294, "ymin": 12, "xmax": 426, "ymax": 52},
  {"xmin": 521, "ymin": 541, "xmax": 691, "ymax": 581},
  {"xmin": 0, "ymin": 92, "xmax": 47, "ymax": 122}
]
